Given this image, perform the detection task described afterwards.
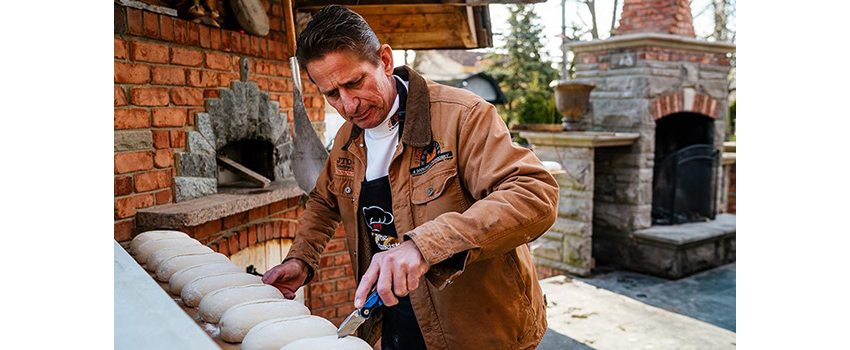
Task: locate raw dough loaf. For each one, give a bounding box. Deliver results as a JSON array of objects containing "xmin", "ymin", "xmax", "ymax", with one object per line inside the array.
[
  {"xmin": 182, "ymin": 273, "xmax": 262, "ymax": 307},
  {"xmin": 219, "ymin": 299, "xmax": 310, "ymax": 343},
  {"xmin": 280, "ymin": 336, "xmax": 372, "ymax": 350},
  {"xmin": 169, "ymin": 262, "xmax": 243, "ymax": 295},
  {"xmin": 198, "ymin": 284, "xmax": 284, "ymax": 324},
  {"xmin": 135, "ymin": 237, "xmax": 200, "ymax": 264},
  {"xmin": 155, "ymin": 252, "xmax": 230, "ymax": 282},
  {"xmin": 130, "ymin": 230, "xmax": 189, "ymax": 255},
  {"xmin": 241, "ymin": 315, "xmax": 337, "ymax": 350},
  {"xmin": 146, "ymin": 245, "xmax": 213, "ymax": 272}
]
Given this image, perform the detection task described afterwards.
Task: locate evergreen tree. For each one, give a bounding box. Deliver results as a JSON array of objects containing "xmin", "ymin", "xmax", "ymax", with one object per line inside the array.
[{"xmin": 482, "ymin": 4, "xmax": 560, "ymax": 125}]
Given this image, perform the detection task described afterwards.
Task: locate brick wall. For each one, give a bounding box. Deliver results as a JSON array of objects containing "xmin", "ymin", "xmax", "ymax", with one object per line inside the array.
[
  {"xmin": 616, "ymin": 0, "xmax": 695, "ymax": 37},
  {"xmin": 727, "ymin": 164, "xmax": 736, "ymax": 214},
  {"xmin": 114, "ymin": 2, "xmax": 356, "ymax": 324}
]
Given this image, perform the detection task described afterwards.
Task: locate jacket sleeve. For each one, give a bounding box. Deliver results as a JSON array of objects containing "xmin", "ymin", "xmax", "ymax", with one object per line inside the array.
[
  {"xmin": 283, "ymin": 154, "xmax": 342, "ymax": 285},
  {"xmin": 405, "ymin": 101, "xmax": 559, "ymax": 289}
]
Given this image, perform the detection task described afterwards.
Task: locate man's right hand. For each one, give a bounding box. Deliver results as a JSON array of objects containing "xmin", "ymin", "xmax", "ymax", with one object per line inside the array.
[{"xmin": 262, "ymin": 259, "xmax": 309, "ymax": 299}]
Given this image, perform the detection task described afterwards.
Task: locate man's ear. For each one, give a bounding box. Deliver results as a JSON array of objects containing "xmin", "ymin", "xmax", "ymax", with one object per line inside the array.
[{"xmin": 379, "ymin": 44, "xmax": 394, "ymax": 75}]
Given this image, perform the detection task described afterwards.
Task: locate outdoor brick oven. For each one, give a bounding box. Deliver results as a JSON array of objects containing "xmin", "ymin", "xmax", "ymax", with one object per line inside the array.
[
  {"xmin": 113, "ymin": 0, "xmax": 355, "ymax": 324},
  {"xmin": 526, "ymin": 0, "xmax": 735, "ymax": 279}
]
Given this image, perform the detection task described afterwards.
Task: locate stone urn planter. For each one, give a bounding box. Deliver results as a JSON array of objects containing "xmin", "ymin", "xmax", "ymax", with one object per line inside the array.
[{"xmin": 550, "ymin": 80, "xmax": 595, "ymax": 131}]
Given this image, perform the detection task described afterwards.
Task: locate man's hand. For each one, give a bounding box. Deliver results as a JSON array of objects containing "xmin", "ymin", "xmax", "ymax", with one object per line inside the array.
[
  {"xmin": 354, "ymin": 240, "xmax": 430, "ymax": 308},
  {"xmin": 262, "ymin": 259, "xmax": 309, "ymax": 299}
]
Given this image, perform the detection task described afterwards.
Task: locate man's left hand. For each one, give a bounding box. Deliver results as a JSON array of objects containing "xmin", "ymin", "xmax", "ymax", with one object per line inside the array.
[{"xmin": 354, "ymin": 240, "xmax": 430, "ymax": 308}]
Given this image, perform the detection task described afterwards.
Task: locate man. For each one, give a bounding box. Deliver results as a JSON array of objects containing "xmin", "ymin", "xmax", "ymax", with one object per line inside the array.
[{"xmin": 263, "ymin": 5, "xmax": 559, "ymax": 350}]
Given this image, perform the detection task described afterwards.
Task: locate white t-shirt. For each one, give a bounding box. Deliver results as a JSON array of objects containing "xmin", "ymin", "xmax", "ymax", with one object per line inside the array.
[{"xmin": 364, "ymin": 76, "xmax": 409, "ymax": 181}]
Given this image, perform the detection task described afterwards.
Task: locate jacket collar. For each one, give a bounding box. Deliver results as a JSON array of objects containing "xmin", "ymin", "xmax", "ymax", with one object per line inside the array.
[{"xmin": 343, "ymin": 66, "xmax": 431, "ymax": 150}]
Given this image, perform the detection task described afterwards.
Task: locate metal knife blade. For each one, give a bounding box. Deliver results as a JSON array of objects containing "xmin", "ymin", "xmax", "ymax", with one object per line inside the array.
[{"xmin": 337, "ymin": 290, "xmax": 384, "ymax": 338}]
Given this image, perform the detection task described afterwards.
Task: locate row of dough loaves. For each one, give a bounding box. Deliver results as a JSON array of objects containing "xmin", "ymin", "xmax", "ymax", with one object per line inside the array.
[{"xmin": 129, "ymin": 230, "xmax": 371, "ymax": 349}]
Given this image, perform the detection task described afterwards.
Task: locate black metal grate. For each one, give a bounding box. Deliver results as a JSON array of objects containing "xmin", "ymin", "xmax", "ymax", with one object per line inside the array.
[{"xmin": 652, "ymin": 144, "xmax": 719, "ymax": 225}]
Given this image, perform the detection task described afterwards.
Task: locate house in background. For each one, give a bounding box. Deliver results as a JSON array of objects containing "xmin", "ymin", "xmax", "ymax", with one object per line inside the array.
[{"xmin": 413, "ymin": 49, "xmax": 507, "ymax": 104}]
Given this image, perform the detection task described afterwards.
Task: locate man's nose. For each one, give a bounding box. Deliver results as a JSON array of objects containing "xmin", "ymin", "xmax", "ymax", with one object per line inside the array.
[{"xmin": 340, "ymin": 91, "xmax": 360, "ymax": 116}]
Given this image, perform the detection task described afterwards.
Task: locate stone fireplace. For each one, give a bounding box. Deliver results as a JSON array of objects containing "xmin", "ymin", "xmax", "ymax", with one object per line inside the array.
[{"xmin": 525, "ymin": 0, "xmax": 735, "ymax": 279}]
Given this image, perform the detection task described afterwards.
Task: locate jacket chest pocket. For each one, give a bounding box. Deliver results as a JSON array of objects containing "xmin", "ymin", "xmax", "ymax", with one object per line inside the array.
[
  {"xmin": 410, "ymin": 168, "xmax": 464, "ymax": 225},
  {"xmin": 328, "ymin": 177, "xmax": 357, "ymax": 232}
]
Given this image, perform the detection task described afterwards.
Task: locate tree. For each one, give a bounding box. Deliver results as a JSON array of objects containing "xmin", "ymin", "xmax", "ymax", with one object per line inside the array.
[{"xmin": 481, "ymin": 4, "xmax": 560, "ymax": 126}]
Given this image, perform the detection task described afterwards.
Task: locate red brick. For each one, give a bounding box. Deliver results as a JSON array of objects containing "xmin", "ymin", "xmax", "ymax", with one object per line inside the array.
[
  {"xmin": 319, "ymin": 255, "xmax": 334, "ymax": 268},
  {"xmin": 336, "ymin": 304, "xmax": 355, "ymax": 318},
  {"xmin": 222, "ymin": 30, "xmax": 233, "ymax": 51},
  {"xmin": 199, "ymin": 25, "xmax": 210, "ymax": 48},
  {"xmin": 160, "ymin": 16, "xmax": 174, "ymax": 41},
  {"xmin": 115, "ymin": 151, "xmax": 153, "ymax": 174},
  {"xmin": 248, "ymin": 227, "xmax": 258, "ymax": 246},
  {"xmin": 250, "ymin": 36, "xmax": 260, "ymax": 56},
  {"xmin": 134, "ymin": 169, "xmax": 171, "ymax": 192},
  {"xmin": 115, "ymin": 219, "xmax": 135, "ymax": 242},
  {"xmin": 114, "ymin": 108, "xmax": 150, "ymax": 129},
  {"xmin": 269, "ymin": 79, "xmax": 288, "ymax": 92},
  {"xmin": 219, "ymin": 73, "xmax": 239, "ymax": 87},
  {"xmin": 170, "ymin": 129, "xmax": 186, "ymax": 148},
  {"xmin": 217, "ymin": 240, "xmax": 230, "ymax": 256},
  {"xmin": 171, "ymin": 47, "xmax": 203, "ymax": 67},
  {"xmin": 114, "ymin": 38, "xmax": 128, "ymax": 59},
  {"xmin": 131, "ymin": 87, "xmax": 169, "ymax": 106},
  {"xmin": 150, "ymin": 66, "xmax": 184, "ymax": 85},
  {"xmin": 270, "ymin": 199, "xmax": 289, "ymax": 214},
  {"xmin": 170, "ymin": 87, "xmax": 204, "ymax": 106},
  {"xmin": 205, "ymin": 52, "xmax": 232, "ymax": 71},
  {"xmin": 211, "ymin": 28, "xmax": 222, "ymax": 50},
  {"xmin": 152, "ymin": 130, "xmax": 170, "ymax": 149},
  {"xmin": 223, "ymin": 212, "xmax": 248, "ymax": 229},
  {"xmin": 310, "ymin": 296, "xmax": 324, "ymax": 309},
  {"xmin": 239, "ymin": 230, "xmax": 248, "ymax": 249},
  {"xmin": 143, "ymin": 11, "xmax": 159, "ymax": 38},
  {"xmin": 115, "ymin": 193, "xmax": 154, "ymax": 219},
  {"xmin": 188, "ymin": 70, "xmax": 219, "ymax": 87},
  {"xmin": 229, "ymin": 235, "xmax": 239, "ymax": 254},
  {"xmin": 115, "ymin": 176, "xmax": 133, "ymax": 196},
  {"xmin": 194, "ymin": 219, "xmax": 223, "ymax": 239},
  {"xmin": 115, "ymin": 86, "xmax": 128, "ymax": 106},
  {"xmin": 203, "ymin": 89, "xmax": 220, "ymax": 99},
  {"xmin": 115, "ymin": 62, "xmax": 150, "ymax": 84},
  {"xmin": 240, "ymin": 33, "xmax": 251, "ymax": 54},
  {"xmin": 155, "ymin": 188, "xmax": 173, "ymax": 205},
  {"xmin": 152, "ymin": 108, "xmax": 187, "ymax": 127},
  {"xmin": 174, "ymin": 19, "xmax": 187, "ymax": 44},
  {"xmin": 334, "ymin": 254, "xmax": 351, "ymax": 266},
  {"xmin": 127, "ymin": 8, "xmax": 143, "ymax": 36},
  {"xmin": 130, "ymin": 41, "xmax": 168, "ymax": 63},
  {"xmin": 322, "ymin": 290, "xmax": 348, "ymax": 306},
  {"xmin": 336, "ymin": 277, "xmax": 357, "ymax": 291},
  {"xmin": 248, "ymin": 205, "xmax": 269, "ymax": 222},
  {"xmin": 311, "ymin": 281, "xmax": 335, "ymax": 295},
  {"xmin": 187, "ymin": 22, "xmax": 200, "ymax": 46},
  {"xmin": 321, "ymin": 267, "xmax": 346, "ymax": 281},
  {"xmin": 153, "ymin": 149, "xmax": 174, "ymax": 168}
]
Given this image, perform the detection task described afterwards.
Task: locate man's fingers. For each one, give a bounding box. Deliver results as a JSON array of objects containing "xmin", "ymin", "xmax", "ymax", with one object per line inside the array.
[
  {"xmin": 261, "ymin": 265, "xmax": 283, "ymax": 284},
  {"xmin": 392, "ymin": 265, "xmax": 409, "ymax": 297},
  {"xmin": 283, "ymin": 292, "xmax": 296, "ymax": 300},
  {"xmin": 407, "ymin": 269, "xmax": 420, "ymax": 292},
  {"xmin": 354, "ymin": 261, "xmax": 380, "ymax": 308},
  {"xmin": 377, "ymin": 264, "xmax": 398, "ymax": 307}
]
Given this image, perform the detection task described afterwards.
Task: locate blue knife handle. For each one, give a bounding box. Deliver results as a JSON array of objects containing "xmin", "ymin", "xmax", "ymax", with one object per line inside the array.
[{"xmin": 359, "ymin": 290, "xmax": 383, "ymax": 318}]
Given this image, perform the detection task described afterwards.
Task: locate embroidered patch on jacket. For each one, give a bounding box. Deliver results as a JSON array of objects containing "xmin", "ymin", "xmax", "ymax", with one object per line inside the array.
[
  {"xmin": 410, "ymin": 140, "xmax": 453, "ymax": 176},
  {"xmin": 335, "ymin": 157, "xmax": 354, "ymax": 177},
  {"xmin": 362, "ymin": 206, "xmax": 400, "ymax": 250}
]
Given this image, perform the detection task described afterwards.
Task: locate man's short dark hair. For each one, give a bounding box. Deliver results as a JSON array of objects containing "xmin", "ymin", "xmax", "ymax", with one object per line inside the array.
[{"xmin": 296, "ymin": 5, "xmax": 381, "ymax": 69}]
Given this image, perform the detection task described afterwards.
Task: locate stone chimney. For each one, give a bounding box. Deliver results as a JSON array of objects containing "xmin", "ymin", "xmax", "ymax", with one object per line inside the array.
[{"xmin": 615, "ymin": 0, "xmax": 695, "ymax": 37}]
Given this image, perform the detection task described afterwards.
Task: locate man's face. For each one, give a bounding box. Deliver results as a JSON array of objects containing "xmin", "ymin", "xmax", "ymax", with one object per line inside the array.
[{"xmin": 307, "ymin": 45, "xmax": 396, "ymax": 130}]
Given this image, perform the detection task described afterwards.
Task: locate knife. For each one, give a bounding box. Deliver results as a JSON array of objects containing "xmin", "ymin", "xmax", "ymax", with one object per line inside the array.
[{"xmin": 337, "ymin": 290, "xmax": 383, "ymax": 338}]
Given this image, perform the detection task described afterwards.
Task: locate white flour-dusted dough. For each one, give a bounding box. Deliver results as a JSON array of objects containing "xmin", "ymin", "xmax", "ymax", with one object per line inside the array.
[
  {"xmin": 146, "ymin": 245, "xmax": 213, "ymax": 272},
  {"xmin": 241, "ymin": 315, "xmax": 337, "ymax": 350},
  {"xmin": 219, "ymin": 299, "xmax": 310, "ymax": 343},
  {"xmin": 198, "ymin": 284, "xmax": 284, "ymax": 324},
  {"xmin": 155, "ymin": 252, "xmax": 230, "ymax": 282},
  {"xmin": 169, "ymin": 262, "xmax": 243, "ymax": 295},
  {"xmin": 135, "ymin": 237, "xmax": 200, "ymax": 264},
  {"xmin": 280, "ymin": 336, "xmax": 372, "ymax": 350},
  {"xmin": 182, "ymin": 273, "xmax": 262, "ymax": 307},
  {"xmin": 130, "ymin": 230, "xmax": 189, "ymax": 255}
]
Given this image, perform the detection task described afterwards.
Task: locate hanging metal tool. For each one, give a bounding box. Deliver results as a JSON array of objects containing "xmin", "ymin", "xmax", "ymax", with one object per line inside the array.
[{"xmin": 283, "ymin": 0, "xmax": 329, "ymax": 194}]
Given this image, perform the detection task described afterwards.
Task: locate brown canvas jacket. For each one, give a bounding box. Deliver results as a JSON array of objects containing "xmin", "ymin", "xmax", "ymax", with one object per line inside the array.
[{"xmin": 285, "ymin": 66, "xmax": 559, "ymax": 350}]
